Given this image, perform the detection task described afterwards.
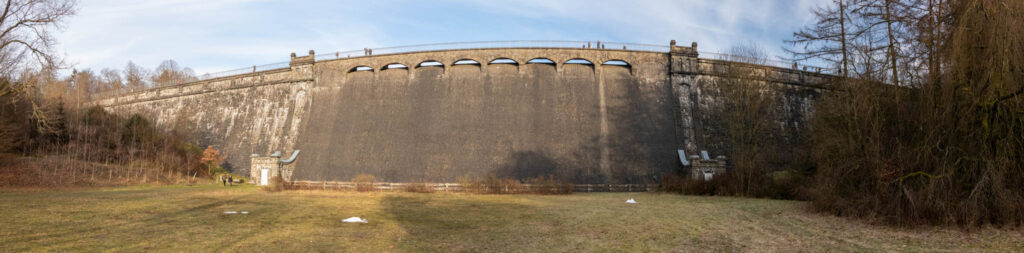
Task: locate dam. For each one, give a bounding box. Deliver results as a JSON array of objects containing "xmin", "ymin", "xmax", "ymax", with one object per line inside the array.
[{"xmin": 92, "ymin": 41, "xmax": 832, "ymax": 184}]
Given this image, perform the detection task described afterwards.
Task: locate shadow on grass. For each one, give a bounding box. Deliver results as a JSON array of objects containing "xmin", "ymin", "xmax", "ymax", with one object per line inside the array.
[
  {"xmin": 1, "ymin": 188, "xmax": 273, "ymax": 252},
  {"xmin": 381, "ymin": 194, "xmax": 560, "ymax": 251}
]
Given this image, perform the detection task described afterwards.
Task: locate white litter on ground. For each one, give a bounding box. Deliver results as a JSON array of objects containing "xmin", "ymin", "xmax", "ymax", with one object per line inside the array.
[
  {"xmin": 626, "ymin": 198, "xmax": 637, "ymax": 204},
  {"xmin": 342, "ymin": 217, "xmax": 368, "ymax": 223},
  {"xmin": 241, "ymin": 211, "xmax": 249, "ymax": 214},
  {"xmin": 224, "ymin": 211, "xmax": 238, "ymax": 214}
]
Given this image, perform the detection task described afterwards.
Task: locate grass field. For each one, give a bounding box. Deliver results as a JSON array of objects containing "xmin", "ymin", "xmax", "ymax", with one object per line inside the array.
[{"xmin": 0, "ymin": 185, "xmax": 1020, "ymax": 252}]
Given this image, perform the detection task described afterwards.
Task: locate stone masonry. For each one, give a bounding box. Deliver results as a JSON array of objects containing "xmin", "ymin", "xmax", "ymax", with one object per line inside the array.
[{"xmin": 94, "ymin": 41, "xmax": 834, "ymax": 184}]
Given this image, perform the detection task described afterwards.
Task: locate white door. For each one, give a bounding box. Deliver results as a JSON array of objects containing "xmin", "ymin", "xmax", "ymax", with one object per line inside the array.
[{"xmin": 260, "ymin": 169, "xmax": 269, "ymax": 185}]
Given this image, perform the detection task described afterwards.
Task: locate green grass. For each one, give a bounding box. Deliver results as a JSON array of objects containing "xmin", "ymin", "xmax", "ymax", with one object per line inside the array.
[{"xmin": 1, "ymin": 185, "xmax": 1020, "ymax": 252}]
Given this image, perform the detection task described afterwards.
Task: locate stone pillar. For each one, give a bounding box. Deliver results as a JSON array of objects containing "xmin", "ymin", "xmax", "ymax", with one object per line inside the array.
[{"xmin": 669, "ymin": 41, "xmax": 701, "ymax": 155}]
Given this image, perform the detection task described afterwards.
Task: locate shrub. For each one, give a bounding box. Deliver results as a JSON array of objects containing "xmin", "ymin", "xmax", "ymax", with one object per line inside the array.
[
  {"xmin": 659, "ymin": 173, "xmax": 687, "ymax": 193},
  {"xmin": 457, "ymin": 174, "xmax": 483, "ymax": 193},
  {"xmin": 402, "ymin": 180, "xmax": 435, "ymax": 193},
  {"xmin": 480, "ymin": 174, "xmax": 521, "ymax": 194},
  {"xmin": 456, "ymin": 174, "xmax": 571, "ymax": 194},
  {"xmin": 525, "ymin": 175, "xmax": 573, "ymax": 195},
  {"xmin": 263, "ymin": 176, "xmax": 284, "ymax": 192},
  {"xmin": 352, "ymin": 173, "xmax": 376, "ymax": 192}
]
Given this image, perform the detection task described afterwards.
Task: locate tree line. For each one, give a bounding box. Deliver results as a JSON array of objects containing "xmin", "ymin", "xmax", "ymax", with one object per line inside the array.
[
  {"xmin": 0, "ymin": 0, "xmax": 215, "ymax": 186},
  {"xmin": 678, "ymin": 0, "xmax": 1022, "ymax": 227},
  {"xmin": 62, "ymin": 59, "xmax": 200, "ymax": 100}
]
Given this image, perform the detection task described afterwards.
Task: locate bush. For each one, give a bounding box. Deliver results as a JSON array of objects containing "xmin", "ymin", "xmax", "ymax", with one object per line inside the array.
[
  {"xmin": 457, "ymin": 174, "xmax": 571, "ymax": 194},
  {"xmin": 525, "ymin": 175, "xmax": 573, "ymax": 195},
  {"xmin": 659, "ymin": 173, "xmax": 687, "ymax": 193},
  {"xmin": 263, "ymin": 176, "xmax": 284, "ymax": 192},
  {"xmin": 402, "ymin": 180, "xmax": 435, "ymax": 193},
  {"xmin": 352, "ymin": 173, "xmax": 376, "ymax": 192},
  {"xmin": 807, "ymin": 78, "xmax": 1024, "ymax": 226},
  {"xmin": 457, "ymin": 174, "xmax": 483, "ymax": 193}
]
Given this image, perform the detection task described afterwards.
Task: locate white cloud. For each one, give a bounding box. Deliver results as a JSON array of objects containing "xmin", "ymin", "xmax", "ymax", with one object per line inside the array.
[
  {"xmin": 465, "ymin": 0, "xmax": 829, "ymax": 57},
  {"xmin": 56, "ymin": 0, "xmax": 385, "ymax": 74},
  {"xmin": 56, "ymin": 0, "xmax": 829, "ymax": 75}
]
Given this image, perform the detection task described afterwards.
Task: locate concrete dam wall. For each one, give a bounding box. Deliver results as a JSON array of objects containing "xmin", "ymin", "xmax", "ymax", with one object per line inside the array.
[{"xmin": 93, "ymin": 42, "xmax": 832, "ymax": 183}]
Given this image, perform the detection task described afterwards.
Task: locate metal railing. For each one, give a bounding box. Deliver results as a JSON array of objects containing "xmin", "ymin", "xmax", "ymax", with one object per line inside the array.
[
  {"xmin": 112, "ymin": 40, "xmax": 836, "ymax": 98},
  {"xmin": 196, "ymin": 61, "xmax": 290, "ymax": 81},
  {"xmin": 698, "ymin": 51, "xmax": 834, "ymax": 74},
  {"xmin": 313, "ymin": 40, "xmax": 671, "ymax": 61}
]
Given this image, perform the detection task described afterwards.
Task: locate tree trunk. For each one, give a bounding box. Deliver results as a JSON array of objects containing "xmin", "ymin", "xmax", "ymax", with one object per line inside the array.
[
  {"xmin": 885, "ymin": 0, "xmax": 900, "ymax": 86},
  {"xmin": 840, "ymin": 0, "xmax": 849, "ymax": 78}
]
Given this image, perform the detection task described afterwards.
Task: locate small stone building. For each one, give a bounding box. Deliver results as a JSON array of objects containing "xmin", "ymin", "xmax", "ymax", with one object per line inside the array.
[
  {"xmin": 679, "ymin": 150, "xmax": 728, "ymax": 181},
  {"xmin": 249, "ymin": 150, "xmax": 299, "ymax": 185},
  {"xmin": 690, "ymin": 159, "xmax": 727, "ymax": 180}
]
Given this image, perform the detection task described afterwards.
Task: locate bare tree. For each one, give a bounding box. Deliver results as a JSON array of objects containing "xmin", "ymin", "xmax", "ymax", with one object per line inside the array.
[
  {"xmin": 123, "ymin": 61, "xmax": 149, "ymax": 92},
  {"xmin": 787, "ymin": 0, "xmax": 857, "ymax": 77},
  {"xmin": 69, "ymin": 68, "xmax": 97, "ymax": 103},
  {"xmin": 100, "ymin": 68, "xmax": 122, "ymax": 95},
  {"xmin": 151, "ymin": 59, "xmax": 197, "ymax": 87},
  {"xmin": 0, "ymin": 0, "xmax": 76, "ymax": 96},
  {"xmin": 0, "ymin": 0, "xmax": 75, "ymax": 150},
  {"xmin": 800, "ymin": 0, "xmax": 1024, "ymax": 226},
  {"xmin": 709, "ymin": 42, "xmax": 788, "ymax": 197}
]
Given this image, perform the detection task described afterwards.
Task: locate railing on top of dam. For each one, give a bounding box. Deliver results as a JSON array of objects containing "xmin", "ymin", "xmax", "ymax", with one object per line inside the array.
[
  {"xmin": 310, "ymin": 40, "xmax": 672, "ymax": 61},
  {"xmin": 195, "ymin": 61, "xmax": 292, "ymax": 81},
  {"xmin": 699, "ymin": 51, "xmax": 834, "ymax": 75},
  {"xmin": 96, "ymin": 41, "xmax": 832, "ymax": 99},
  {"xmin": 188, "ymin": 41, "xmax": 671, "ymax": 83},
  {"xmin": 192, "ymin": 40, "xmax": 836, "ymax": 82}
]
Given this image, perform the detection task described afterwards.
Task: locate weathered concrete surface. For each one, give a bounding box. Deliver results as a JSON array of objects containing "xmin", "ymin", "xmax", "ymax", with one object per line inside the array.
[
  {"xmin": 298, "ymin": 49, "xmax": 675, "ymax": 183},
  {"xmin": 93, "ymin": 65, "xmax": 314, "ymax": 172},
  {"xmin": 94, "ymin": 44, "xmax": 833, "ymax": 184},
  {"xmin": 670, "ymin": 45, "xmax": 830, "ymax": 158}
]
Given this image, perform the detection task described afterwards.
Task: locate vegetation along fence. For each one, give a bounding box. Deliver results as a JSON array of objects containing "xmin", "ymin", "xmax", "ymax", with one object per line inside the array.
[{"xmin": 288, "ymin": 180, "xmax": 658, "ymax": 193}]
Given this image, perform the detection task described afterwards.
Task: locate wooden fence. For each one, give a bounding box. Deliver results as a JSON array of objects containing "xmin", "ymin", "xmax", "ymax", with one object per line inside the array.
[{"xmin": 288, "ymin": 180, "xmax": 658, "ymax": 193}]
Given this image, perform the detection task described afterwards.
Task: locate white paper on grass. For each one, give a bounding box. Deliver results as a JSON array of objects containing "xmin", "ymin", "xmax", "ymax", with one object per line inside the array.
[
  {"xmin": 342, "ymin": 217, "xmax": 368, "ymax": 223},
  {"xmin": 224, "ymin": 211, "xmax": 238, "ymax": 214},
  {"xmin": 241, "ymin": 211, "xmax": 249, "ymax": 214},
  {"xmin": 626, "ymin": 198, "xmax": 637, "ymax": 204}
]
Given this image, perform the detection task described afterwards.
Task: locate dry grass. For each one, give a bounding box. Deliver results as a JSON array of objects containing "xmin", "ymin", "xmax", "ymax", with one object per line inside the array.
[
  {"xmin": 0, "ymin": 154, "xmax": 195, "ymax": 188},
  {"xmin": 0, "ymin": 185, "xmax": 1020, "ymax": 252}
]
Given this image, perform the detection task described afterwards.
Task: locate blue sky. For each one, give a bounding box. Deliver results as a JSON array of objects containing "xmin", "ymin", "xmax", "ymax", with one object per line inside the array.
[{"xmin": 56, "ymin": 0, "xmax": 827, "ymax": 75}]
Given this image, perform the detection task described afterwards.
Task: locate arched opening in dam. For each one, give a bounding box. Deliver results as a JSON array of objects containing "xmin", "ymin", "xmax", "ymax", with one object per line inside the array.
[
  {"xmin": 565, "ymin": 58, "xmax": 594, "ymax": 65},
  {"xmin": 453, "ymin": 59, "xmax": 481, "ymax": 66},
  {"xmin": 489, "ymin": 58, "xmax": 518, "ymax": 65},
  {"xmin": 416, "ymin": 60, "xmax": 444, "ymax": 68},
  {"xmin": 382, "ymin": 63, "xmax": 408, "ymax": 70},
  {"xmin": 526, "ymin": 58, "xmax": 555, "ymax": 65},
  {"xmin": 348, "ymin": 66, "xmax": 373, "ymax": 72},
  {"xmin": 602, "ymin": 60, "xmax": 629, "ymax": 66}
]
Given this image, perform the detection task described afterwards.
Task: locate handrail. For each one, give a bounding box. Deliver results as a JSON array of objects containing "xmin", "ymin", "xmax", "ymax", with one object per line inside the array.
[
  {"xmin": 312, "ymin": 40, "xmax": 671, "ymax": 61},
  {"xmin": 698, "ymin": 51, "xmax": 833, "ymax": 74},
  {"xmin": 196, "ymin": 61, "xmax": 290, "ymax": 81},
  {"xmin": 96, "ymin": 40, "xmax": 834, "ymax": 99}
]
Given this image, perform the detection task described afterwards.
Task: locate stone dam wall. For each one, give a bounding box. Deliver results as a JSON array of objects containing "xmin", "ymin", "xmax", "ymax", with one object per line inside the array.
[{"xmin": 92, "ymin": 44, "xmax": 832, "ymax": 184}]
